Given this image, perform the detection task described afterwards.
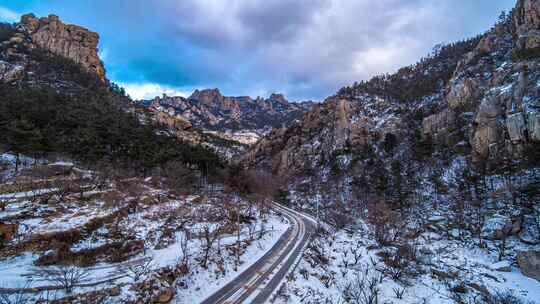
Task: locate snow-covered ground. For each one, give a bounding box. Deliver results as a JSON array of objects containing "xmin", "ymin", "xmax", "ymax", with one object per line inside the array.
[
  {"xmin": 0, "ymin": 163, "xmax": 292, "ymax": 303},
  {"xmin": 170, "ymin": 215, "xmax": 289, "ymax": 303},
  {"xmin": 276, "ymin": 227, "xmax": 540, "ymax": 304}
]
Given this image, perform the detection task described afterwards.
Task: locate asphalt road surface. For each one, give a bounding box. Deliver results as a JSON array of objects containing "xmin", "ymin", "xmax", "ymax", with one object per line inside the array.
[{"xmin": 201, "ymin": 203, "xmax": 317, "ymax": 304}]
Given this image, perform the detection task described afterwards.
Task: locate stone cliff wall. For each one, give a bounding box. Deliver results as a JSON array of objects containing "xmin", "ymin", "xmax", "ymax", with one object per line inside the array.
[{"xmin": 20, "ymin": 14, "xmax": 106, "ymax": 82}]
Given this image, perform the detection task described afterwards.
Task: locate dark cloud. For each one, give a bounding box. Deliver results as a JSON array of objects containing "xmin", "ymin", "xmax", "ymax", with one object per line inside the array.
[{"xmin": 2, "ymin": 0, "xmax": 515, "ymax": 100}]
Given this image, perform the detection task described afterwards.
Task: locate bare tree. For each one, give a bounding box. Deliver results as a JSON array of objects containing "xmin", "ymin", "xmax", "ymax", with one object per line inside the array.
[
  {"xmin": 31, "ymin": 266, "xmax": 90, "ymax": 293},
  {"xmin": 124, "ymin": 257, "xmax": 154, "ymax": 282},
  {"xmin": 200, "ymin": 224, "xmax": 218, "ymax": 269},
  {"xmin": 258, "ymin": 220, "xmax": 266, "ymax": 240},
  {"xmin": 247, "ymin": 222, "xmax": 256, "ymax": 240},
  {"xmin": 351, "ymin": 241, "xmax": 363, "ymax": 266},
  {"xmin": 162, "ymin": 161, "xmax": 197, "ymax": 194},
  {"xmin": 0, "ymin": 281, "xmax": 32, "ymax": 304},
  {"xmin": 179, "ymin": 229, "xmax": 190, "ymax": 266}
]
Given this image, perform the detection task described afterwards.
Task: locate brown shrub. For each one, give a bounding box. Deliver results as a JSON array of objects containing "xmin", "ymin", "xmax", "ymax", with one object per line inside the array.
[{"xmin": 366, "ymin": 200, "xmax": 399, "ymax": 246}]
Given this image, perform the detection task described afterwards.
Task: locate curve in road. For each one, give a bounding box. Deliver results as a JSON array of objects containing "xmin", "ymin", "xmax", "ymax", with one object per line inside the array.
[{"xmin": 201, "ymin": 203, "xmax": 316, "ymax": 304}]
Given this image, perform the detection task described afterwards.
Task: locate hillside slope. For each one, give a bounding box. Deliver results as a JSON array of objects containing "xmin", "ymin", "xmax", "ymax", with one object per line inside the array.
[
  {"xmin": 244, "ymin": 1, "xmax": 540, "ymax": 302},
  {"xmin": 0, "ymin": 14, "xmax": 220, "ymax": 170},
  {"xmin": 244, "ymin": 0, "xmax": 540, "ymax": 299},
  {"xmin": 244, "ymin": 0, "xmax": 539, "ymax": 186}
]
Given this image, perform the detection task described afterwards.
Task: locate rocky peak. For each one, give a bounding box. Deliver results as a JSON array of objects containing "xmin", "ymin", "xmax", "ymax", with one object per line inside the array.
[
  {"xmin": 189, "ymin": 88, "xmax": 223, "ymax": 105},
  {"xmin": 18, "ymin": 13, "xmax": 106, "ymax": 82},
  {"xmin": 142, "ymin": 89, "xmax": 314, "ymax": 136},
  {"xmin": 268, "ymin": 93, "xmax": 289, "ymax": 105}
]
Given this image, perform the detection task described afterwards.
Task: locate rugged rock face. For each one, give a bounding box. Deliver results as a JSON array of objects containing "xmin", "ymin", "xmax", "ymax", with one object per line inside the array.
[
  {"xmin": 0, "ymin": 14, "xmax": 106, "ymax": 85},
  {"xmin": 245, "ymin": 0, "xmax": 540, "ymax": 179},
  {"xmin": 142, "ymin": 89, "xmax": 313, "ymax": 135},
  {"xmin": 135, "ymin": 89, "xmax": 313, "ymax": 159},
  {"xmin": 19, "ymin": 14, "xmax": 106, "ymax": 82},
  {"xmin": 514, "ymin": 0, "xmax": 540, "ymax": 51},
  {"xmin": 422, "ymin": 109, "xmax": 457, "ymax": 145},
  {"xmin": 243, "ymin": 95, "xmax": 404, "ymax": 176},
  {"xmin": 421, "ymin": 10, "xmax": 540, "ymax": 164}
]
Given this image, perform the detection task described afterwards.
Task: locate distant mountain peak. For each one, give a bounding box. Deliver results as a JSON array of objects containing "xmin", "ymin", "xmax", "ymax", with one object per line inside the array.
[
  {"xmin": 144, "ymin": 89, "xmax": 314, "ymax": 135},
  {"xmin": 189, "ymin": 88, "xmax": 222, "ymax": 99}
]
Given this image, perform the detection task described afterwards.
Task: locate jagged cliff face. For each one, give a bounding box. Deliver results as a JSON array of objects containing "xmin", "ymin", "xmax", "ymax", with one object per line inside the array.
[
  {"xmin": 424, "ymin": 0, "xmax": 540, "ymax": 164},
  {"xmin": 514, "ymin": 0, "xmax": 540, "ymax": 51},
  {"xmin": 20, "ymin": 14, "xmax": 106, "ymax": 82},
  {"xmin": 244, "ymin": 0, "xmax": 540, "ymax": 177},
  {"xmin": 0, "ymin": 14, "xmax": 106, "ymax": 85},
  {"xmin": 243, "ymin": 95, "xmax": 406, "ymax": 176},
  {"xmin": 142, "ymin": 89, "xmax": 314, "ymax": 135}
]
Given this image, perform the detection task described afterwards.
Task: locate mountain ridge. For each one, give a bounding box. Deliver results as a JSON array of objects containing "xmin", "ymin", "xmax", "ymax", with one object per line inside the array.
[
  {"xmin": 243, "ymin": 0, "xmax": 540, "ymax": 178},
  {"xmin": 141, "ymin": 88, "xmax": 314, "ymax": 135}
]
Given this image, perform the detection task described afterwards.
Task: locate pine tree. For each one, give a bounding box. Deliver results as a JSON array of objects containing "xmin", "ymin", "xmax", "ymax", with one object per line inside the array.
[{"xmin": 5, "ymin": 119, "xmax": 44, "ymax": 170}]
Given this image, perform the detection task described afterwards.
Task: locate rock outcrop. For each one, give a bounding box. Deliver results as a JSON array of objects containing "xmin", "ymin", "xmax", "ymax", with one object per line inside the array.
[
  {"xmin": 419, "ymin": 4, "xmax": 540, "ymax": 164},
  {"xmin": 481, "ymin": 215, "xmax": 513, "ymax": 240},
  {"xmin": 155, "ymin": 112, "xmax": 193, "ymax": 131},
  {"xmin": 517, "ymin": 250, "xmax": 540, "ymax": 281},
  {"xmin": 0, "ymin": 61, "xmax": 24, "ymax": 83},
  {"xmin": 514, "ymin": 0, "xmax": 540, "ymax": 52},
  {"xmin": 246, "ymin": 0, "xmax": 540, "ymax": 181},
  {"xmin": 242, "ymin": 94, "xmax": 405, "ymax": 176},
  {"xmin": 19, "ymin": 14, "xmax": 106, "ymax": 82},
  {"xmin": 422, "ymin": 109, "xmax": 457, "ymax": 143}
]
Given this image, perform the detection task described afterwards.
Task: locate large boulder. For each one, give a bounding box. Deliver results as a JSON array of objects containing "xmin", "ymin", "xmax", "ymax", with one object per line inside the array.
[
  {"xmin": 334, "ymin": 99, "xmax": 353, "ymax": 150},
  {"xmin": 481, "ymin": 215, "xmax": 513, "ymax": 240},
  {"xmin": 447, "ymin": 79, "xmax": 480, "ymax": 110},
  {"xmin": 476, "ymin": 97, "xmax": 502, "ymax": 126},
  {"xmin": 0, "ymin": 222, "xmax": 19, "ymax": 243},
  {"xmin": 470, "ymin": 97, "xmax": 507, "ymax": 160},
  {"xmin": 471, "ymin": 126, "xmax": 501, "ymax": 160},
  {"xmin": 517, "ymin": 250, "xmax": 540, "ymax": 282},
  {"xmin": 422, "ymin": 109, "xmax": 457, "ymax": 144},
  {"xmin": 155, "ymin": 112, "xmax": 192, "ymax": 131},
  {"xmin": 489, "ymin": 260, "xmax": 512, "ymax": 272},
  {"xmin": 506, "ymin": 112, "xmax": 528, "ymax": 142},
  {"xmin": 154, "ymin": 288, "xmax": 174, "ymax": 303}
]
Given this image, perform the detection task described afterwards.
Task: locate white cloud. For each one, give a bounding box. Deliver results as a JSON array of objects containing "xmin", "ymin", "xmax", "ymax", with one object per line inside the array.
[
  {"xmin": 0, "ymin": 6, "xmax": 19, "ymax": 22},
  {"xmin": 155, "ymin": 0, "xmax": 510, "ymax": 99},
  {"xmin": 38, "ymin": 0, "xmax": 514, "ymax": 100},
  {"xmin": 120, "ymin": 82, "xmax": 194, "ymax": 100}
]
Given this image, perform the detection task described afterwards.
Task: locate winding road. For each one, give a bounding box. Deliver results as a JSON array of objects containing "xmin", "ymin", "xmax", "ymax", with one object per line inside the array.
[{"xmin": 201, "ymin": 203, "xmax": 317, "ymax": 304}]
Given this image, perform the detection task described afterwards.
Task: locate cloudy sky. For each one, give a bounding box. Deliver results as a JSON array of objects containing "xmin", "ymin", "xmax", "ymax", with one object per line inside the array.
[{"xmin": 2, "ymin": 0, "xmax": 514, "ymax": 101}]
